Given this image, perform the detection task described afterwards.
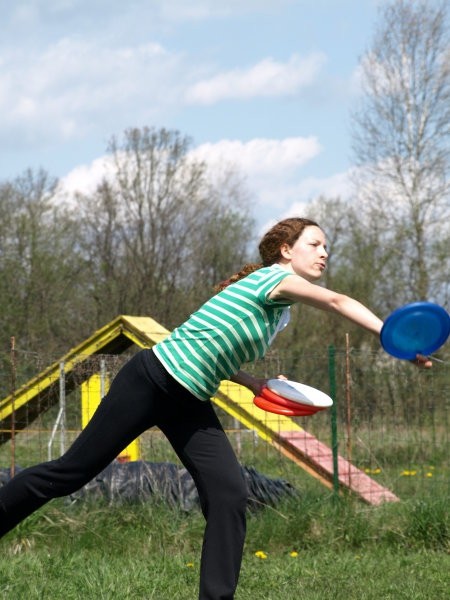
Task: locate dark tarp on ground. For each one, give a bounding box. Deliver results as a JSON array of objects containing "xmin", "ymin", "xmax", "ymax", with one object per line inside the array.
[{"xmin": 1, "ymin": 462, "xmax": 298, "ymax": 511}]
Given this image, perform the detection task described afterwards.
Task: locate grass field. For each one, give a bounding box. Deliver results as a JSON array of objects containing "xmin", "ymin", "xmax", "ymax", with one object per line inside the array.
[
  {"xmin": 1, "ymin": 422, "xmax": 448, "ymax": 598},
  {"xmin": 1, "ymin": 486, "xmax": 448, "ymax": 599}
]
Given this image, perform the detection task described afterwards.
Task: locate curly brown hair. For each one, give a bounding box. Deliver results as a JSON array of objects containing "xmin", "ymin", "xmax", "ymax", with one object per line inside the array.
[
  {"xmin": 214, "ymin": 217, "xmax": 320, "ymax": 292},
  {"xmin": 258, "ymin": 217, "xmax": 319, "ymax": 266}
]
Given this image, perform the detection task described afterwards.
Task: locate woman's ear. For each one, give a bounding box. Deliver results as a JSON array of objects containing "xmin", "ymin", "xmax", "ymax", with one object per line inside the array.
[{"xmin": 280, "ymin": 243, "xmax": 292, "ymax": 260}]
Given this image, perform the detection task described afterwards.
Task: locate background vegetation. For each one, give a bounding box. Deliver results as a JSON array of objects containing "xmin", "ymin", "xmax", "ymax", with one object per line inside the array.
[{"xmin": 0, "ymin": 0, "xmax": 449, "ymax": 381}]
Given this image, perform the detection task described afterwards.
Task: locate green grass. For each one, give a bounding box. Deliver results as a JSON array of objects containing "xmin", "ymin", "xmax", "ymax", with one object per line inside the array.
[
  {"xmin": 1, "ymin": 544, "xmax": 448, "ymax": 600},
  {"xmin": 1, "ymin": 491, "xmax": 449, "ymax": 599},
  {"xmin": 1, "ymin": 411, "xmax": 448, "ymax": 598}
]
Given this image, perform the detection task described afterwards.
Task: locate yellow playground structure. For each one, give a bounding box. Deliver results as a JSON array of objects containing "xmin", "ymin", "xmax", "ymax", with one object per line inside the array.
[{"xmin": 0, "ymin": 315, "xmax": 399, "ymax": 505}]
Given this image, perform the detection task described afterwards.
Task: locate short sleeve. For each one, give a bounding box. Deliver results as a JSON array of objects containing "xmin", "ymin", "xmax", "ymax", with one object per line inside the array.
[{"xmin": 255, "ymin": 267, "xmax": 293, "ymax": 306}]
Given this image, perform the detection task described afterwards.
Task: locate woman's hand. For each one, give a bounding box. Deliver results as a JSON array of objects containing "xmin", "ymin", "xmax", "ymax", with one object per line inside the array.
[
  {"xmin": 410, "ymin": 354, "xmax": 433, "ymax": 369},
  {"xmin": 229, "ymin": 371, "xmax": 267, "ymax": 396},
  {"xmin": 229, "ymin": 371, "xmax": 288, "ymax": 396}
]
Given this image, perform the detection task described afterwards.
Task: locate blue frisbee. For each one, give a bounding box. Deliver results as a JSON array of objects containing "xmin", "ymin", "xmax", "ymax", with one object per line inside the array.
[{"xmin": 380, "ymin": 302, "xmax": 450, "ymax": 360}]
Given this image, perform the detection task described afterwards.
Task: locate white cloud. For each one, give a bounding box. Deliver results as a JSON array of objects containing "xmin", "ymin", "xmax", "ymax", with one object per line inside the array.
[
  {"xmin": 0, "ymin": 36, "xmax": 184, "ymax": 145},
  {"xmin": 185, "ymin": 53, "xmax": 326, "ymax": 104},
  {"xmin": 56, "ymin": 155, "xmax": 113, "ymax": 198},
  {"xmin": 2, "ymin": 36, "xmax": 325, "ymax": 150},
  {"xmin": 197, "ymin": 138, "xmax": 352, "ymax": 228},
  {"xmin": 56, "ymin": 139, "xmax": 354, "ymax": 235},
  {"xmin": 58, "ymin": 136, "xmax": 321, "ymax": 195},
  {"xmin": 0, "ymin": 38, "xmax": 326, "ymax": 149},
  {"xmin": 190, "ymin": 137, "xmax": 322, "ymax": 176},
  {"xmin": 250, "ymin": 171, "xmax": 352, "ymax": 217},
  {"xmin": 290, "ymin": 171, "xmax": 352, "ymax": 201}
]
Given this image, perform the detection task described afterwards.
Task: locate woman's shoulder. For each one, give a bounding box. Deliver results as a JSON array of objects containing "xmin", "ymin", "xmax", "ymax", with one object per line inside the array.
[{"xmin": 252, "ymin": 264, "xmax": 291, "ymax": 282}]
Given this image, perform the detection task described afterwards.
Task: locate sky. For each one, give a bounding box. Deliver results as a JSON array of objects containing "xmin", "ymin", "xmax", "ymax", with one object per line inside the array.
[{"xmin": 0, "ymin": 0, "xmax": 382, "ymax": 230}]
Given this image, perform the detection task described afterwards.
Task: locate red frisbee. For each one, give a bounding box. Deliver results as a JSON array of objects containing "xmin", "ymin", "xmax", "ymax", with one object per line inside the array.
[
  {"xmin": 260, "ymin": 386, "xmax": 320, "ymax": 414},
  {"xmin": 253, "ymin": 395, "xmax": 312, "ymax": 416}
]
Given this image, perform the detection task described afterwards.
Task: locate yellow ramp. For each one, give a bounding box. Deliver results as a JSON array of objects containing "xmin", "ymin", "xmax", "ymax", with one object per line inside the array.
[
  {"xmin": 81, "ymin": 374, "xmax": 140, "ymax": 462},
  {"xmin": 0, "ymin": 315, "xmax": 170, "ymax": 443}
]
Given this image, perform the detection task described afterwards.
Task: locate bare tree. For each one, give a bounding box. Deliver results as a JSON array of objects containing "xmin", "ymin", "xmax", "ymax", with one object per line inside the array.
[
  {"xmin": 78, "ymin": 127, "xmax": 254, "ymax": 327},
  {"xmin": 0, "ymin": 169, "xmax": 88, "ymax": 357},
  {"xmin": 351, "ymin": 0, "xmax": 450, "ymax": 308}
]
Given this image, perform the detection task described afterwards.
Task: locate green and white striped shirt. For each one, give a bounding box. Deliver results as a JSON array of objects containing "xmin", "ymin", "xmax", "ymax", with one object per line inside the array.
[{"xmin": 153, "ymin": 265, "xmax": 292, "ymax": 400}]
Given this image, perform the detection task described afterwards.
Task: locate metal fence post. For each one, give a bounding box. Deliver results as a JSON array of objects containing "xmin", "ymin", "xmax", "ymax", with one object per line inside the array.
[{"xmin": 328, "ymin": 345, "xmax": 339, "ymax": 497}]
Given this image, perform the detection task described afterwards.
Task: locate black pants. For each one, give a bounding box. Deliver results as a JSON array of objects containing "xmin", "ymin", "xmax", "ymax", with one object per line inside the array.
[{"xmin": 0, "ymin": 349, "xmax": 247, "ymax": 600}]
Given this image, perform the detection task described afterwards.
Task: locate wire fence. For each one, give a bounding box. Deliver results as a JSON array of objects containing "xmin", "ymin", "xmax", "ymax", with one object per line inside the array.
[{"xmin": 0, "ymin": 343, "xmax": 448, "ymax": 503}]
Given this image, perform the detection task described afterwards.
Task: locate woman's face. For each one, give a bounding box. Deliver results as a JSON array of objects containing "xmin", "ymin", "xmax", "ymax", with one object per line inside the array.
[{"xmin": 280, "ymin": 225, "xmax": 328, "ymax": 281}]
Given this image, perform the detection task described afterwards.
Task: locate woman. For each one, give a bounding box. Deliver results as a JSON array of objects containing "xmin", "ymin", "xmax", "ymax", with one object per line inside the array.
[{"xmin": 0, "ymin": 217, "xmax": 431, "ymax": 600}]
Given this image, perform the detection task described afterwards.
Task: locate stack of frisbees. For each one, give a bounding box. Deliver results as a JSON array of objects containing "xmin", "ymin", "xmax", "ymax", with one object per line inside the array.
[{"xmin": 253, "ymin": 379, "xmax": 333, "ymax": 416}]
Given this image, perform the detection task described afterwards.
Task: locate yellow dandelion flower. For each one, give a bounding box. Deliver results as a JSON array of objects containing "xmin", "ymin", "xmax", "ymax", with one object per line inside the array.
[
  {"xmin": 255, "ymin": 550, "xmax": 268, "ymax": 559},
  {"xmin": 290, "ymin": 551, "xmax": 298, "ymax": 558},
  {"xmin": 186, "ymin": 562, "xmax": 194, "ymax": 568},
  {"xmin": 426, "ymin": 472, "xmax": 433, "ymax": 478},
  {"xmin": 401, "ymin": 470, "xmax": 417, "ymax": 477}
]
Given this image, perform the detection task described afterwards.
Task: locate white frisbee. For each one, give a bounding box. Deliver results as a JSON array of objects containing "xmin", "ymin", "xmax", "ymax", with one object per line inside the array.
[{"xmin": 266, "ymin": 379, "xmax": 333, "ymax": 408}]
